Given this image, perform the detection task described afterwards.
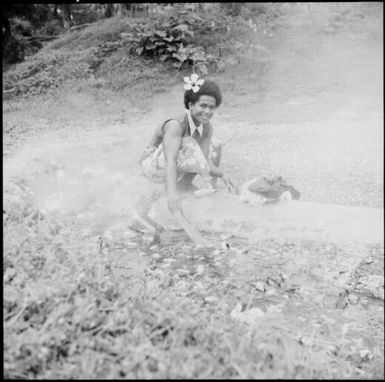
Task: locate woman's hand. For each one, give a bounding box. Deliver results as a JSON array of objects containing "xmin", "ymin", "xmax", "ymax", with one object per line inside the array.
[
  {"xmin": 167, "ymin": 192, "xmax": 182, "ymax": 214},
  {"xmin": 222, "ymin": 172, "xmax": 239, "ymax": 194}
]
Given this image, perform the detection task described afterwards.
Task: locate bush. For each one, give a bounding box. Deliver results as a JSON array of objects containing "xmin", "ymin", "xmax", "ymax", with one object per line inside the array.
[
  {"xmin": 47, "ymin": 16, "xmax": 132, "ymax": 50},
  {"xmin": 125, "ymin": 4, "xmax": 233, "ymax": 75},
  {"xmin": 2, "ymin": 36, "xmax": 25, "ymax": 67},
  {"xmin": 38, "ymin": 19, "xmax": 64, "ymax": 36},
  {"xmin": 28, "ymin": 4, "xmax": 52, "ymax": 28},
  {"xmin": 11, "ymin": 16, "xmax": 34, "ymax": 37},
  {"xmin": 72, "ymin": 5, "xmax": 99, "ymax": 25},
  {"xmin": 3, "ymin": 4, "xmax": 282, "ymax": 97},
  {"xmin": 3, "ymin": 52, "xmax": 87, "ymax": 96}
]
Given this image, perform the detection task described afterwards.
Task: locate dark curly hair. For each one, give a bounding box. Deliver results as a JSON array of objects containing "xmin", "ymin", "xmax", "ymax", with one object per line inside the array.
[{"xmin": 184, "ymin": 79, "xmax": 222, "ymax": 109}]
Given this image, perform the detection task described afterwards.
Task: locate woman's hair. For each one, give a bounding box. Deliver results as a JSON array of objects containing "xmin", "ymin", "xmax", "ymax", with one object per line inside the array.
[{"xmin": 184, "ymin": 79, "xmax": 222, "ymax": 109}]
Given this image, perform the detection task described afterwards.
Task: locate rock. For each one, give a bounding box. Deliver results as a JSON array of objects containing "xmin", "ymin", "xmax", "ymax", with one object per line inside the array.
[
  {"xmin": 360, "ymin": 349, "xmax": 373, "ymax": 360},
  {"xmin": 357, "ymin": 275, "xmax": 384, "ymax": 300},
  {"xmin": 178, "ymin": 269, "xmax": 190, "ymax": 277},
  {"xmin": 221, "ymin": 241, "xmax": 231, "ymax": 250},
  {"xmin": 297, "ymin": 336, "xmax": 313, "ymax": 346},
  {"xmin": 4, "ymin": 268, "xmax": 16, "ymax": 283},
  {"xmin": 251, "ymin": 281, "xmax": 265, "ymax": 292},
  {"xmin": 196, "ymin": 264, "xmax": 205, "ymax": 275},
  {"xmin": 265, "ymin": 287, "xmax": 276, "ymax": 296},
  {"xmin": 193, "ymin": 281, "xmax": 204, "ymax": 293},
  {"xmin": 163, "ymin": 258, "xmax": 176, "ymax": 263},
  {"xmin": 335, "ymin": 290, "xmax": 349, "ymax": 309},
  {"xmin": 266, "ymin": 304, "xmax": 283, "ymax": 314},
  {"xmin": 175, "ymin": 280, "xmax": 188, "ymax": 290},
  {"xmin": 360, "ymin": 298, "xmax": 369, "ymax": 308},
  {"xmin": 120, "ymin": 32, "xmax": 132, "ymax": 40},
  {"xmin": 204, "ymin": 296, "xmax": 219, "ymax": 303},
  {"xmin": 364, "ymin": 256, "xmax": 374, "ymax": 264},
  {"xmin": 266, "ymin": 277, "xmax": 279, "ymax": 287},
  {"xmin": 348, "ymin": 294, "xmax": 359, "ymax": 305},
  {"xmin": 230, "ymin": 302, "xmax": 265, "ymax": 325}
]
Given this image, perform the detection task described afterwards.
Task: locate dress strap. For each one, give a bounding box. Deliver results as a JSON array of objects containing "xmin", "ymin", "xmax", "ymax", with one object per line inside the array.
[
  {"xmin": 161, "ymin": 119, "xmax": 174, "ymax": 134},
  {"xmin": 161, "ymin": 115, "xmax": 188, "ymax": 135}
]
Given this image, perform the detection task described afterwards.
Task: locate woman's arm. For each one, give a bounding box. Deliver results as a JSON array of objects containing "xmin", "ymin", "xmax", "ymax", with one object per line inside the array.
[
  {"xmin": 200, "ymin": 126, "xmax": 224, "ymax": 178},
  {"xmin": 162, "ymin": 120, "xmax": 184, "ymax": 212},
  {"xmin": 200, "ymin": 125, "xmax": 238, "ymax": 193},
  {"xmin": 162, "ymin": 121, "xmax": 210, "ymax": 246}
]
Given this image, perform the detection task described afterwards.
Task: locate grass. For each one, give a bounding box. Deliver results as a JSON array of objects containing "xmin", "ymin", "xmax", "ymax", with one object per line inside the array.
[
  {"xmin": 3, "ymin": 12, "xmax": 181, "ymax": 103},
  {"xmin": 3, "ymin": 181, "xmax": 384, "ymax": 379},
  {"xmin": 3, "ymin": 4, "xmax": 384, "ymax": 379},
  {"xmin": 45, "ymin": 15, "xmax": 143, "ymax": 51}
]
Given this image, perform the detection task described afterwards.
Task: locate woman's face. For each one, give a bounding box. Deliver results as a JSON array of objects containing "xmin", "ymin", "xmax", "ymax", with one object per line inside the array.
[{"xmin": 189, "ymin": 95, "xmax": 216, "ymax": 125}]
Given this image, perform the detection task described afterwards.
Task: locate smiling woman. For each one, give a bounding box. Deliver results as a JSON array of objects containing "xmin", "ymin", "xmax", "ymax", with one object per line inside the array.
[{"xmin": 140, "ymin": 74, "xmax": 238, "ymax": 217}]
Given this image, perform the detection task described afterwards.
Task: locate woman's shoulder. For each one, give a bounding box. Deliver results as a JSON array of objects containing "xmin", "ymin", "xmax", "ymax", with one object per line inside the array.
[
  {"xmin": 162, "ymin": 113, "xmax": 187, "ymax": 133},
  {"xmin": 166, "ymin": 113, "xmax": 187, "ymax": 124}
]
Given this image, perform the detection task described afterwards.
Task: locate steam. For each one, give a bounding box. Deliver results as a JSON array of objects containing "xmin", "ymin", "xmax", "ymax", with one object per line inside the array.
[
  {"xmin": 4, "ymin": 3, "xmax": 382, "ymax": 238},
  {"xmin": 264, "ymin": 3, "xmax": 382, "ymax": 120}
]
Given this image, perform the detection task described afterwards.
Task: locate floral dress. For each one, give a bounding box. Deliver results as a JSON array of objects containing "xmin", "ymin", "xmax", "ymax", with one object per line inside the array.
[{"xmin": 140, "ymin": 125, "xmax": 222, "ymax": 186}]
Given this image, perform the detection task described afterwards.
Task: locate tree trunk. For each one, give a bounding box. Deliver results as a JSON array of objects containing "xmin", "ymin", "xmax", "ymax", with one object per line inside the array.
[
  {"xmin": 113, "ymin": 3, "xmax": 122, "ymax": 16},
  {"xmin": 104, "ymin": 3, "xmax": 114, "ymax": 18},
  {"xmin": 62, "ymin": 4, "xmax": 74, "ymax": 28},
  {"xmin": 2, "ymin": 4, "xmax": 11, "ymax": 40}
]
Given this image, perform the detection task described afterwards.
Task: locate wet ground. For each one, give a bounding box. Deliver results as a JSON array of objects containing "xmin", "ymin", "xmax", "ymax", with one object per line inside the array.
[
  {"xmin": 4, "ymin": 3, "xmax": 382, "ymax": 270},
  {"xmin": 3, "ymin": 4, "xmax": 384, "ymax": 377}
]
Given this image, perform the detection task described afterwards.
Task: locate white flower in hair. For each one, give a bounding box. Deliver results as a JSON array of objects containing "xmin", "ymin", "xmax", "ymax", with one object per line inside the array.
[{"xmin": 184, "ymin": 73, "xmax": 204, "ymax": 93}]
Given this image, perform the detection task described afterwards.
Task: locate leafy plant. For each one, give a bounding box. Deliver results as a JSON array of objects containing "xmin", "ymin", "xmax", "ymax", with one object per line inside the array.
[
  {"xmin": 37, "ymin": 18, "xmax": 64, "ymax": 36},
  {"xmin": 11, "ymin": 16, "xmax": 34, "ymax": 37},
  {"xmin": 124, "ymin": 5, "xmax": 232, "ymax": 75}
]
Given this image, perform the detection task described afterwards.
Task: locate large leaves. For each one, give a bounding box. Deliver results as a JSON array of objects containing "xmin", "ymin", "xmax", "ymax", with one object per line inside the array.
[
  {"xmin": 172, "ymin": 52, "xmax": 187, "ymax": 62},
  {"xmin": 172, "ymin": 23, "xmax": 194, "ymax": 37},
  {"xmin": 153, "ymin": 30, "xmax": 167, "ymax": 39},
  {"xmin": 129, "ymin": 6, "xmax": 222, "ymax": 71}
]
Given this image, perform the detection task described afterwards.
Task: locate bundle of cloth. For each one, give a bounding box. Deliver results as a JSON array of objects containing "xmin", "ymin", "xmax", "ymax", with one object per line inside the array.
[{"xmin": 239, "ymin": 175, "xmax": 300, "ymax": 206}]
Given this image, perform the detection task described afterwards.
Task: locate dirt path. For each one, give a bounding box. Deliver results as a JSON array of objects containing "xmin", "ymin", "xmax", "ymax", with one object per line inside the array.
[
  {"xmin": 3, "ymin": 5, "xmax": 384, "ymax": 379},
  {"xmin": 4, "ymin": 3, "xmax": 383, "ymax": 208}
]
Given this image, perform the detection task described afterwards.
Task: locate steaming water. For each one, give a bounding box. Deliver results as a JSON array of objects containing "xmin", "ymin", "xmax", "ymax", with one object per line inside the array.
[{"xmin": 4, "ymin": 3, "xmax": 383, "ymax": 288}]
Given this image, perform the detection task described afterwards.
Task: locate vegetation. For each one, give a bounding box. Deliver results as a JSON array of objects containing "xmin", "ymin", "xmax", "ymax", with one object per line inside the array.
[
  {"xmin": 3, "ymin": 2, "xmax": 384, "ymax": 379},
  {"xmin": 3, "ymin": 3, "xmax": 280, "ymax": 97},
  {"xmin": 4, "ymin": 175, "xmax": 384, "ymax": 379},
  {"xmin": 3, "ymin": 178, "xmax": 384, "ymax": 379}
]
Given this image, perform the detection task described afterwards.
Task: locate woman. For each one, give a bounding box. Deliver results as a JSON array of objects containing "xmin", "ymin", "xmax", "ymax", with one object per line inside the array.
[{"xmin": 140, "ymin": 73, "xmax": 237, "ymax": 215}]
